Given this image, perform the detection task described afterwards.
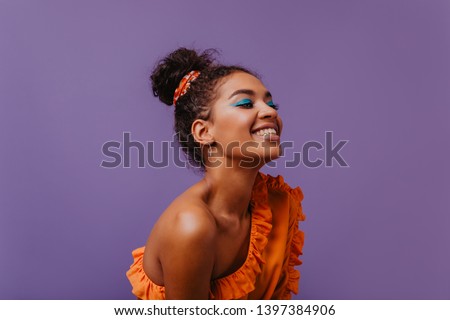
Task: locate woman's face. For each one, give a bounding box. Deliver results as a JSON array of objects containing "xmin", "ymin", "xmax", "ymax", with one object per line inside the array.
[{"xmin": 207, "ymin": 71, "xmax": 283, "ymax": 169}]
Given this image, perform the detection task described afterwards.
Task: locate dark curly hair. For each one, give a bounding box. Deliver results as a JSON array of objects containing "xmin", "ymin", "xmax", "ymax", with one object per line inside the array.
[{"xmin": 151, "ymin": 47, "xmax": 257, "ymax": 170}]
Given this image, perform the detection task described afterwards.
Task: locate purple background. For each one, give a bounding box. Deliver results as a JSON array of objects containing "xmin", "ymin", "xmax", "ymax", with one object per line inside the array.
[{"xmin": 1, "ymin": 0, "xmax": 449, "ymax": 299}]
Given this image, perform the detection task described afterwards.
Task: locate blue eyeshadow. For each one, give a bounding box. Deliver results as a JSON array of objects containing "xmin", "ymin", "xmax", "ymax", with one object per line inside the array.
[{"xmin": 230, "ymin": 99, "xmax": 252, "ymax": 107}]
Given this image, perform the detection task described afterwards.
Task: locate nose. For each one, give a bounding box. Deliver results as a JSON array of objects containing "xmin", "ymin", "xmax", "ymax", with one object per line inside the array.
[{"xmin": 258, "ymin": 102, "xmax": 278, "ymax": 119}]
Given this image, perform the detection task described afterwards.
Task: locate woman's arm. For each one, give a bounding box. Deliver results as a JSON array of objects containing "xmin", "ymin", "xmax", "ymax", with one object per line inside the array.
[{"xmin": 159, "ymin": 207, "xmax": 216, "ymax": 299}]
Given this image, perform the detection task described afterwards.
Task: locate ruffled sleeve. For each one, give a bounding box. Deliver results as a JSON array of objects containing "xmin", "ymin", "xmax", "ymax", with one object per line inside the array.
[
  {"xmin": 262, "ymin": 173, "xmax": 306, "ymax": 299},
  {"xmin": 126, "ymin": 247, "xmax": 166, "ymax": 300}
]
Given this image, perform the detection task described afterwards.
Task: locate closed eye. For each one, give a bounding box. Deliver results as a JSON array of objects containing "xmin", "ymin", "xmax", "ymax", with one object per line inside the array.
[
  {"xmin": 267, "ymin": 100, "xmax": 279, "ymax": 110},
  {"xmin": 230, "ymin": 99, "xmax": 279, "ymax": 110},
  {"xmin": 231, "ymin": 98, "xmax": 254, "ymax": 108}
]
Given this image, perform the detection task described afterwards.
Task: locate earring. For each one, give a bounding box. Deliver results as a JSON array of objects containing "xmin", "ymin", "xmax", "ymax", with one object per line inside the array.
[{"xmin": 208, "ymin": 145, "xmax": 213, "ymax": 157}]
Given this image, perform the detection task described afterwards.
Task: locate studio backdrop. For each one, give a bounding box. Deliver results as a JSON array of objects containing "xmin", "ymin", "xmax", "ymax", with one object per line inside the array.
[{"xmin": 0, "ymin": 0, "xmax": 449, "ymax": 299}]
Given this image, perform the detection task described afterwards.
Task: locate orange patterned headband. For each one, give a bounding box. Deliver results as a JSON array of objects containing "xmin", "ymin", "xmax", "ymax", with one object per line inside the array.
[{"xmin": 173, "ymin": 70, "xmax": 201, "ymax": 106}]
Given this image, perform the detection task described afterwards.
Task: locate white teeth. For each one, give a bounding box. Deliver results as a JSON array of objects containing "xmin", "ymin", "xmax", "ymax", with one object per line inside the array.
[{"xmin": 254, "ymin": 128, "xmax": 277, "ymax": 136}]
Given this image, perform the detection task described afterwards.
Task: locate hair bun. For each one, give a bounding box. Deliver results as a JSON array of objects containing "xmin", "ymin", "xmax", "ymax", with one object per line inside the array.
[{"xmin": 150, "ymin": 47, "xmax": 218, "ymax": 106}]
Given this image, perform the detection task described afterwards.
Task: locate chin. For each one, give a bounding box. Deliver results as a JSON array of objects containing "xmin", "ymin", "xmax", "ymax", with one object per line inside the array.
[{"xmin": 237, "ymin": 145, "xmax": 282, "ymax": 169}]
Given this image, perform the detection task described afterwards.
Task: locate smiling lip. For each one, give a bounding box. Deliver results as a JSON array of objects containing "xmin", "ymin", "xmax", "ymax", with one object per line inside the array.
[
  {"xmin": 261, "ymin": 133, "xmax": 280, "ymax": 142},
  {"xmin": 251, "ymin": 123, "xmax": 280, "ymax": 142},
  {"xmin": 251, "ymin": 123, "xmax": 279, "ymax": 135}
]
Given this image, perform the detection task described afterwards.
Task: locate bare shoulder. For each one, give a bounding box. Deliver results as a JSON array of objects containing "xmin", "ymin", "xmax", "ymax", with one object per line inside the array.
[
  {"xmin": 148, "ymin": 180, "xmax": 214, "ymax": 237},
  {"xmin": 160, "ymin": 195, "xmax": 217, "ymax": 247},
  {"xmin": 145, "ymin": 187, "xmax": 217, "ymax": 298},
  {"xmin": 145, "ymin": 187, "xmax": 217, "ymax": 256}
]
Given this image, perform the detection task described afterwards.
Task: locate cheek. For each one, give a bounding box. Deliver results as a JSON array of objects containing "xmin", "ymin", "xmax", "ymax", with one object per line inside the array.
[{"xmin": 216, "ymin": 113, "xmax": 253, "ymax": 138}]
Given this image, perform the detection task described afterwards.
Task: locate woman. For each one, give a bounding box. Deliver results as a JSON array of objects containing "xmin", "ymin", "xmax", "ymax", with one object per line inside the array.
[{"xmin": 126, "ymin": 48, "xmax": 306, "ymax": 299}]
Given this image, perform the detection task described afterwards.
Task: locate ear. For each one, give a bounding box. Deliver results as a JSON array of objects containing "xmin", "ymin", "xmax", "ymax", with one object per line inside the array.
[{"xmin": 191, "ymin": 119, "xmax": 214, "ymax": 146}]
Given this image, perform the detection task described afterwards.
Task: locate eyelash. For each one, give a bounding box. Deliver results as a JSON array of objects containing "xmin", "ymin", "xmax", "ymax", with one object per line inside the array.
[
  {"xmin": 268, "ymin": 102, "xmax": 280, "ymax": 111},
  {"xmin": 235, "ymin": 101, "xmax": 279, "ymax": 110}
]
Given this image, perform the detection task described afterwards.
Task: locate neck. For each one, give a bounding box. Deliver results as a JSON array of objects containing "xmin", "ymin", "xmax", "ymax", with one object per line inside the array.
[{"xmin": 202, "ymin": 165, "xmax": 260, "ymax": 220}]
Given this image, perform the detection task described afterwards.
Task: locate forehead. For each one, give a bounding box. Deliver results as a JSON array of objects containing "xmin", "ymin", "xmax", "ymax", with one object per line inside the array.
[{"xmin": 215, "ymin": 72, "xmax": 268, "ymax": 100}]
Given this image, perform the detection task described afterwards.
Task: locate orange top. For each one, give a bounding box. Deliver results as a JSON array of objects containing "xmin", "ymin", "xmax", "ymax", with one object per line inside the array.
[{"xmin": 126, "ymin": 172, "xmax": 306, "ymax": 299}]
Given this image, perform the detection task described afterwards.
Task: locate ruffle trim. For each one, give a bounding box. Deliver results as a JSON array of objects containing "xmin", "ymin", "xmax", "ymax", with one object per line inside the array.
[
  {"xmin": 261, "ymin": 173, "xmax": 306, "ymax": 299},
  {"xmin": 126, "ymin": 247, "xmax": 165, "ymax": 299},
  {"xmin": 126, "ymin": 172, "xmax": 305, "ymax": 300}
]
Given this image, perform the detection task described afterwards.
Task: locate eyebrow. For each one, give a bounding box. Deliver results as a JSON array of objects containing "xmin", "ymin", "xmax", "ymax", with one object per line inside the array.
[{"xmin": 228, "ymin": 89, "xmax": 272, "ymax": 100}]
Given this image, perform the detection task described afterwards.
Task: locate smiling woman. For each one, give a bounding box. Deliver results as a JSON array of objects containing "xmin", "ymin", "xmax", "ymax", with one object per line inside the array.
[{"xmin": 126, "ymin": 47, "xmax": 306, "ymax": 300}]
